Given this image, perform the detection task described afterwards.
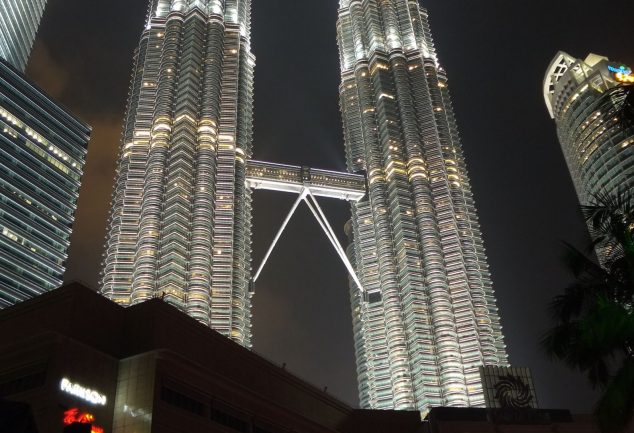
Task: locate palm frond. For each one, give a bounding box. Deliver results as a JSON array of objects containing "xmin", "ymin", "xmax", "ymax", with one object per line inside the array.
[
  {"xmin": 540, "ymin": 318, "xmax": 612, "ymax": 387},
  {"xmin": 562, "ymin": 242, "xmax": 607, "ymax": 280},
  {"xmin": 546, "ymin": 189, "xmax": 634, "ymax": 431},
  {"xmin": 582, "ymin": 190, "xmax": 633, "ymax": 245},
  {"xmin": 596, "ymin": 359, "xmax": 634, "ymax": 433},
  {"xmin": 542, "ymin": 296, "xmax": 634, "ymax": 388},
  {"xmin": 549, "ymin": 281, "xmax": 607, "ymax": 322}
]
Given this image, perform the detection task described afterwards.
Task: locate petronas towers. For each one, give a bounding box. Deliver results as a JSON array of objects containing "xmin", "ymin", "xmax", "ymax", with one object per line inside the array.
[{"xmin": 101, "ymin": 0, "xmax": 508, "ymax": 413}]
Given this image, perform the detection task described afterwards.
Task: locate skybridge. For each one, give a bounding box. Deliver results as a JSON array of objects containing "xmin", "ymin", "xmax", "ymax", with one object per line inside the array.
[
  {"xmin": 245, "ymin": 160, "xmax": 366, "ymax": 202},
  {"xmin": 245, "ymin": 160, "xmax": 367, "ymax": 293}
]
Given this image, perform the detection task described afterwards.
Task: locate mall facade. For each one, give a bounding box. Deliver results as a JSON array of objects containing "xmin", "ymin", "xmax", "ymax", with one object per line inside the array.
[{"xmin": 0, "ymin": 283, "xmax": 614, "ymax": 433}]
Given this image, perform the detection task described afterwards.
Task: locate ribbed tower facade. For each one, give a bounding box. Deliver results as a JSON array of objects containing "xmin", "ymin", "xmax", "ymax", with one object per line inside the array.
[
  {"xmin": 0, "ymin": 0, "xmax": 47, "ymax": 71},
  {"xmin": 337, "ymin": 1, "xmax": 508, "ymax": 411},
  {"xmin": 101, "ymin": 0, "xmax": 255, "ymax": 346}
]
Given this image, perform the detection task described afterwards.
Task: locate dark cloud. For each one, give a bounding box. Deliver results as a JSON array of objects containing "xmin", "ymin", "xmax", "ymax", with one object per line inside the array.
[
  {"xmin": 63, "ymin": 117, "xmax": 120, "ymax": 289},
  {"xmin": 27, "ymin": 41, "xmax": 69, "ymax": 99}
]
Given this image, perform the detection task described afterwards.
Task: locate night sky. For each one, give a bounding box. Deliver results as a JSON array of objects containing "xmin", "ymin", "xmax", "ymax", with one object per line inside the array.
[{"xmin": 26, "ymin": 0, "xmax": 634, "ymax": 411}]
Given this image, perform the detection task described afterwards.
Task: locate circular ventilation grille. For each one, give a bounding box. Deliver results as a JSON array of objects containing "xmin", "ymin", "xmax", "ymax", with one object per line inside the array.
[{"xmin": 494, "ymin": 375, "xmax": 533, "ymax": 408}]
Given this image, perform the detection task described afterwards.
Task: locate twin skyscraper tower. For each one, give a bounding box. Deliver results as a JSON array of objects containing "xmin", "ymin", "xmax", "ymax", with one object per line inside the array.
[{"xmin": 100, "ymin": 0, "xmax": 508, "ymax": 412}]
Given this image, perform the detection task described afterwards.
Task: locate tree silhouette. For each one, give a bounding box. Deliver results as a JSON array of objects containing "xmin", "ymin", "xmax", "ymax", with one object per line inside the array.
[{"xmin": 542, "ymin": 191, "xmax": 634, "ymax": 432}]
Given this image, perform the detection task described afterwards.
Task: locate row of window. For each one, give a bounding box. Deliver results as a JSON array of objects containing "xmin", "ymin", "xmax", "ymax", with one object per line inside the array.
[{"xmin": 160, "ymin": 386, "xmax": 278, "ymax": 433}]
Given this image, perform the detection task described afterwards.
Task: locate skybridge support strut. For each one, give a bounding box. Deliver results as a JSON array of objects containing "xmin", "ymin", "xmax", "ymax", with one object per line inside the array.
[
  {"xmin": 252, "ymin": 189, "xmax": 308, "ymax": 284},
  {"xmin": 250, "ymin": 187, "xmax": 364, "ymax": 294},
  {"xmin": 303, "ymin": 190, "xmax": 364, "ymax": 293}
]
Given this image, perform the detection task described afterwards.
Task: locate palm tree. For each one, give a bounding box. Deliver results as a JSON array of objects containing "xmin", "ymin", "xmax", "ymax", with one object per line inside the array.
[{"xmin": 542, "ymin": 190, "xmax": 634, "ymax": 432}]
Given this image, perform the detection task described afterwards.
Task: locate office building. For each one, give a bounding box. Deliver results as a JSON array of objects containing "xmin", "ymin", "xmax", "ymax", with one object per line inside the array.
[
  {"xmin": 544, "ymin": 52, "xmax": 634, "ymax": 209},
  {"xmin": 0, "ymin": 0, "xmax": 47, "ymax": 71},
  {"xmin": 0, "ymin": 58, "xmax": 89, "ymax": 308},
  {"xmin": 100, "ymin": 0, "xmax": 256, "ymax": 345},
  {"xmin": 337, "ymin": 0, "xmax": 508, "ymax": 411},
  {"xmin": 0, "ymin": 284, "xmax": 612, "ymax": 433}
]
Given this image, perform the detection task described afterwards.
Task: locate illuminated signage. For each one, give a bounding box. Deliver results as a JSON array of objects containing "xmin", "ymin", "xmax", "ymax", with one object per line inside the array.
[
  {"xmin": 60, "ymin": 378, "xmax": 107, "ymax": 406},
  {"xmin": 608, "ymin": 64, "xmax": 634, "ymax": 83},
  {"xmin": 608, "ymin": 64, "xmax": 632, "ymax": 75},
  {"xmin": 63, "ymin": 408, "xmax": 104, "ymax": 433},
  {"xmin": 616, "ymin": 74, "xmax": 634, "ymax": 83}
]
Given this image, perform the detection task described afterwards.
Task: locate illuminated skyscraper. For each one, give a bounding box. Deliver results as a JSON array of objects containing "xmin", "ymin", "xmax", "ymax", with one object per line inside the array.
[
  {"xmin": 0, "ymin": 0, "xmax": 47, "ymax": 71},
  {"xmin": 0, "ymin": 58, "xmax": 89, "ymax": 308},
  {"xmin": 100, "ymin": 0, "xmax": 255, "ymax": 346},
  {"xmin": 337, "ymin": 1, "xmax": 508, "ymax": 411},
  {"xmin": 544, "ymin": 52, "xmax": 634, "ymax": 209}
]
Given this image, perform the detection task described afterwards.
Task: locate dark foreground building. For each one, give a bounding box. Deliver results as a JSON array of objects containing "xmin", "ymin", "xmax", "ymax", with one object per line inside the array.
[{"xmin": 0, "ymin": 284, "xmax": 618, "ymax": 433}]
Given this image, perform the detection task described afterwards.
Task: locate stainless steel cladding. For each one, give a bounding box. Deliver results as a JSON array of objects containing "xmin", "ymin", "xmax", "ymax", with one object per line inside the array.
[
  {"xmin": 101, "ymin": 0, "xmax": 255, "ymax": 347},
  {"xmin": 337, "ymin": 0, "xmax": 509, "ymax": 412}
]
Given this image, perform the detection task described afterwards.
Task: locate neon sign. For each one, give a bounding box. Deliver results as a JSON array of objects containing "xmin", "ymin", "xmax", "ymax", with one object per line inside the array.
[
  {"xmin": 608, "ymin": 64, "xmax": 632, "ymax": 75},
  {"xmin": 608, "ymin": 64, "xmax": 634, "ymax": 83},
  {"xmin": 63, "ymin": 408, "xmax": 104, "ymax": 433},
  {"xmin": 60, "ymin": 378, "xmax": 107, "ymax": 406}
]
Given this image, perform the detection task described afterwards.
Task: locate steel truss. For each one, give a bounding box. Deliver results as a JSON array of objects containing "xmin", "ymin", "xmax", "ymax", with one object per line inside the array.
[{"xmin": 251, "ymin": 187, "xmax": 364, "ymax": 293}]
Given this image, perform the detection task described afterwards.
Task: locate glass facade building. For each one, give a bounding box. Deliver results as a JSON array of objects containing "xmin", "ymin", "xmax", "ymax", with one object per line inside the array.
[
  {"xmin": 544, "ymin": 52, "xmax": 634, "ymax": 208},
  {"xmin": 0, "ymin": 0, "xmax": 47, "ymax": 71},
  {"xmin": 337, "ymin": 0, "xmax": 508, "ymax": 412},
  {"xmin": 100, "ymin": 0, "xmax": 255, "ymax": 346},
  {"xmin": 0, "ymin": 58, "xmax": 89, "ymax": 308}
]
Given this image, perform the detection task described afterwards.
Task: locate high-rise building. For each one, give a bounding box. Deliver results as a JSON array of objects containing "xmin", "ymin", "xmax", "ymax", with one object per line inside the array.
[
  {"xmin": 544, "ymin": 52, "xmax": 634, "ymax": 208},
  {"xmin": 337, "ymin": 1, "xmax": 508, "ymax": 411},
  {"xmin": 0, "ymin": 0, "xmax": 47, "ymax": 71},
  {"xmin": 101, "ymin": 0, "xmax": 256, "ymax": 346},
  {"xmin": 0, "ymin": 58, "xmax": 89, "ymax": 308}
]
